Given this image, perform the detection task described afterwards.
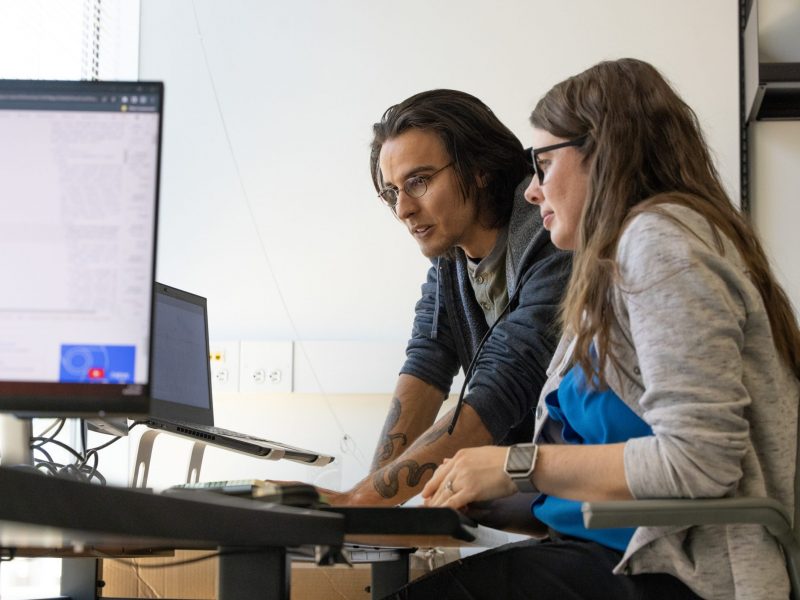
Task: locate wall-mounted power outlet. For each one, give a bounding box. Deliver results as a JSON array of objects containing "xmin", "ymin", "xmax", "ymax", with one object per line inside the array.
[
  {"xmin": 239, "ymin": 341, "xmax": 293, "ymax": 393},
  {"xmin": 209, "ymin": 340, "xmax": 240, "ymax": 392}
]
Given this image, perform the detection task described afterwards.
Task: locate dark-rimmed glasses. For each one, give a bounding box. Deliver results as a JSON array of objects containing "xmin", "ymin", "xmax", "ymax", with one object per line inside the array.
[
  {"xmin": 531, "ymin": 135, "xmax": 587, "ymax": 185},
  {"xmin": 377, "ymin": 163, "xmax": 453, "ymax": 210}
]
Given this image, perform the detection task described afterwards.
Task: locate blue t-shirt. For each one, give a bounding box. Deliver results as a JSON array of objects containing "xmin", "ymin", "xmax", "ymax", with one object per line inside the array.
[{"xmin": 532, "ymin": 362, "xmax": 652, "ymax": 551}]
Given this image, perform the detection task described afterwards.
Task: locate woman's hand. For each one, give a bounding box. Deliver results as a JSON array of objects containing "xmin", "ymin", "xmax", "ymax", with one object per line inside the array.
[{"xmin": 422, "ymin": 446, "xmax": 516, "ymax": 509}]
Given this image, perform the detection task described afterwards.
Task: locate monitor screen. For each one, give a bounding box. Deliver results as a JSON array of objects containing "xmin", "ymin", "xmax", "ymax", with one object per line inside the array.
[{"xmin": 0, "ymin": 80, "xmax": 162, "ymax": 417}]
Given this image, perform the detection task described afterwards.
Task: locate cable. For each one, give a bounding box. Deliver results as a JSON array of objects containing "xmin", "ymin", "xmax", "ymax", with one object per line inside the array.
[
  {"xmin": 30, "ymin": 418, "xmax": 65, "ymax": 449},
  {"xmin": 29, "ymin": 420, "xmax": 118, "ymax": 485},
  {"xmin": 75, "ymin": 447, "xmax": 103, "ymax": 485},
  {"xmin": 33, "ymin": 444, "xmax": 55, "ymax": 465},
  {"xmin": 34, "ymin": 418, "xmax": 64, "ymax": 440},
  {"xmin": 30, "ymin": 437, "xmax": 85, "ymax": 463},
  {"xmin": 85, "ymin": 434, "xmax": 123, "ymax": 454},
  {"xmin": 34, "ymin": 461, "xmax": 59, "ymax": 477},
  {"xmin": 189, "ymin": 1, "xmax": 367, "ymax": 469},
  {"xmin": 80, "ymin": 419, "xmax": 87, "ymax": 454},
  {"xmin": 447, "ymin": 291, "xmax": 517, "ymax": 435}
]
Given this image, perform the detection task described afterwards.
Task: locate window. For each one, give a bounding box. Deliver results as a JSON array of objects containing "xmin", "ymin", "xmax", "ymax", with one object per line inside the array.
[
  {"xmin": 0, "ymin": 2, "xmax": 140, "ymax": 596},
  {"xmin": 0, "ymin": 0, "xmax": 139, "ymax": 81}
]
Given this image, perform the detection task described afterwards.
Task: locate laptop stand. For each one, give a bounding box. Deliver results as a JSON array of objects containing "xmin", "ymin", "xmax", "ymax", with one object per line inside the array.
[{"xmin": 131, "ymin": 429, "xmax": 205, "ymax": 488}]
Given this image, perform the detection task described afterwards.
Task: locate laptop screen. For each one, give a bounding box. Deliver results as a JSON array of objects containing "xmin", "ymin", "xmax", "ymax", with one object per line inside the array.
[
  {"xmin": 149, "ymin": 282, "xmax": 214, "ymax": 425},
  {"xmin": 147, "ymin": 282, "xmax": 335, "ymax": 466}
]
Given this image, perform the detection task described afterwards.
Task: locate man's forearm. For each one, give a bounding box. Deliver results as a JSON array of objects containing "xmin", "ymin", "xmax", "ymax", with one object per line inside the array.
[
  {"xmin": 369, "ymin": 415, "xmax": 450, "ymax": 499},
  {"xmin": 368, "ymin": 374, "xmax": 444, "ymax": 472},
  {"xmin": 369, "ymin": 396, "xmax": 411, "ymax": 472},
  {"xmin": 343, "ymin": 403, "xmax": 493, "ymax": 506}
]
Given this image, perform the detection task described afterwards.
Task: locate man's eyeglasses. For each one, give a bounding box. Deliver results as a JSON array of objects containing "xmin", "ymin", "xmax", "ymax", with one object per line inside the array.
[
  {"xmin": 531, "ymin": 135, "xmax": 587, "ymax": 185},
  {"xmin": 377, "ymin": 163, "xmax": 453, "ymax": 210}
]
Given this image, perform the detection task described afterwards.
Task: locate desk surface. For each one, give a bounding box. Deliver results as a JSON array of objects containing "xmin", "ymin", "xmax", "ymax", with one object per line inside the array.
[
  {"xmin": 0, "ymin": 466, "xmax": 344, "ymax": 552},
  {"xmin": 0, "ymin": 467, "xmax": 498, "ymax": 553}
]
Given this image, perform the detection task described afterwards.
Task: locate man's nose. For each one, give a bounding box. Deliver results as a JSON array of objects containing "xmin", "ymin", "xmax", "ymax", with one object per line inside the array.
[{"xmin": 395, "ymin": 191, "xmax": 418, "ymax": 220}]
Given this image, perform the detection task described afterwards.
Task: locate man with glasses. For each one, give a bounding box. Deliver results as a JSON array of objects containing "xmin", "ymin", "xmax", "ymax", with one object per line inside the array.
[{"xmin": 327, "ymin": 89, "xmax": 571, "ymax": 506}]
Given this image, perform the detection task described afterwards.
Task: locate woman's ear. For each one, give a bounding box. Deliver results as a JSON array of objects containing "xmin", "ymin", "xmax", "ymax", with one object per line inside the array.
[{"xmin": 477, "ymin": 172, "xmax": 489, "ymax": 188}]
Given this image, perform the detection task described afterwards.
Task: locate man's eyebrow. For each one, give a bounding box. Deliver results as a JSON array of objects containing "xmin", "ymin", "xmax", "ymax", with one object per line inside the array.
[
  {"xmin": 380, "ymin": 163, "xmax": 441, "ymax": 189},
  {"xmin": 396, "ymin": 164, "xmax": 440, "ymax": 182}
]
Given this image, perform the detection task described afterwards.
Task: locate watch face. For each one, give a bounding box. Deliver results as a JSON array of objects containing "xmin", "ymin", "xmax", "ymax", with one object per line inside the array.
[
  {"xmin": 507, "ymin": 445, "xmax": 536, "ymax": 474},
  {"xmin": 506, "ymin": 444, "xmax": 539, "ymax": 494}
]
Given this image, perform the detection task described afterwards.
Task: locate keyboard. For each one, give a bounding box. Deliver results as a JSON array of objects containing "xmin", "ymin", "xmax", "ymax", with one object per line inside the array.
[{"xmin": 166, "ymin": 478, "xmax": 324, "ymax": 507}]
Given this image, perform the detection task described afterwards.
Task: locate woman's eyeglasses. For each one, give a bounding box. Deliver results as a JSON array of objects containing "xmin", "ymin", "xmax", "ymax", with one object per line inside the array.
[{"xmin": 531, "ymin": 136, "xmax": 587, "ymax": 185}]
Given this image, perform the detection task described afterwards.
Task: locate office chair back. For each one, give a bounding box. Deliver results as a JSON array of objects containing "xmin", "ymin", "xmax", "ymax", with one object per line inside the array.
[
  {"xmin": 795, "ymin": 395, "xmax": 800, "ymax": 537},
  {"xmin": 583, "ymin": 380, "xmax": 800, "ymax": 599}
]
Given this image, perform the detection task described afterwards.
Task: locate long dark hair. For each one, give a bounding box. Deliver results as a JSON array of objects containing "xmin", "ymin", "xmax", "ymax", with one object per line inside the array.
[
  {"xmin": 370, "ymin": 89, "xmax": 528, "ymax": 229},
  {"xmin": 530, "ymin": 58, "xmax": 800, "ymax": 382}
]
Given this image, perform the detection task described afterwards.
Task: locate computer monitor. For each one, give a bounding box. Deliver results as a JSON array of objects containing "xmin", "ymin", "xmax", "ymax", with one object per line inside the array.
[{"xmin": 0, "ymin": 79, "xmax": 163, "ymax": 419}]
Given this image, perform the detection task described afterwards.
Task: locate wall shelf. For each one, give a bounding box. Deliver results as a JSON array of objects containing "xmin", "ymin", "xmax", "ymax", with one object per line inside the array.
[
  {"xmin": 750, "ymin": 62, "xmax": 800, "ymax": 121},
  {"xmin": 740, "ymin": 0, "xmax": 800, "ymax": 209}
]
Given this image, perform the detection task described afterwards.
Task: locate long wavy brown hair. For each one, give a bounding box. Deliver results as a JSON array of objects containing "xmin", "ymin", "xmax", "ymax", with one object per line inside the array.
[{"xmin": 530, "ymin": 58, "xmax": 800, "ymax": 384}]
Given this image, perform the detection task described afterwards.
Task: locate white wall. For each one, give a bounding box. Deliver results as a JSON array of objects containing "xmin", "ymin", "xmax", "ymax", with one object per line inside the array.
[
  {"xmin": 751, "ymin": 0, "xmax": 800, "ymax": 312},
  {"xmin": 134, "ymin": 0, "xmax": 742, "ymax": 489},
  {"xmin": 752, "ymin": 122, "xmax": 800, "ymax": 307},
  {"xmin": 140, "ymin": 0, "xmax": 740, "ymax": 345}
]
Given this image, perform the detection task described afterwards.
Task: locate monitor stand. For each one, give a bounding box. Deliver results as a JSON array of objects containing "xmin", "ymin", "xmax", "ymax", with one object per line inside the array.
[
  {"xmin": 85, "ymin": 416, "xmax": 130, "ymax": 437},
  {"xmin": 0, "ymin": 414, "xmax": 32, "ymax": 467}
]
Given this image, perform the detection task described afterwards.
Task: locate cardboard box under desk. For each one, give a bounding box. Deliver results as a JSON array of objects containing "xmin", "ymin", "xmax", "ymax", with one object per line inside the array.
[
  {"xmin": 99, "ymin": 550, "xmax": 429, "ymax": 600},
  {"xmin": 99, "ymin": 551, "xmax": 216, "ymax": 599}
]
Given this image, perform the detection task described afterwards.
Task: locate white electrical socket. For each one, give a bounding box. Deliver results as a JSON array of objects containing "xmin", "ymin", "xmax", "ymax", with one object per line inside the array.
[
  {"xmin": 239, "ymin": 341, "xmax": 293, "ymax": 393},
  {"xmin": 209, "ymin": 340, "xmax": 241, "ymax": 392}
]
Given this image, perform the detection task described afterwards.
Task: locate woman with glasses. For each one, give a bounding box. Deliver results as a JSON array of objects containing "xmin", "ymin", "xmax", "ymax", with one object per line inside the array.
[{"xmin": 390, "ymin": 58, "xmax": 800, "ymax": 600}]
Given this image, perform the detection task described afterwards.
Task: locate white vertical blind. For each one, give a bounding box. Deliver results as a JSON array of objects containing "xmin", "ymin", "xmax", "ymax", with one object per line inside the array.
[
  {"xmin": 0, "ymin": 3, "xmax": 140, "ymax": 597},
  {"xmin": 0, "ymin": 0, "xmax": 139, "ymax": 80}
]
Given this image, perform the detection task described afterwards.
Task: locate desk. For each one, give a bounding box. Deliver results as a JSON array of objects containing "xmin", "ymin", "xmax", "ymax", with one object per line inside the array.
[
  {"xmin": 0, "ymin": 466, "xmax": 343, "ymax": 599},
  {"xmin": 1, "ymin": 467, "xmax": 503, "ymax": 600}
]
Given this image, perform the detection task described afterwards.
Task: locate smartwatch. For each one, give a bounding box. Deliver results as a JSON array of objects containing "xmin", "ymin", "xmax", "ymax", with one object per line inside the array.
[{"xmin": 504, "ymin": 443, "xmax": 539, "ymax": 493}]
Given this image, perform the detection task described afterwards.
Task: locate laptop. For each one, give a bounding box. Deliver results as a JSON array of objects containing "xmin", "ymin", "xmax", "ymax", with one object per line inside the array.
[{"xmin": 145, "ymin": 282, "xmax": 333, "ymax": 466}]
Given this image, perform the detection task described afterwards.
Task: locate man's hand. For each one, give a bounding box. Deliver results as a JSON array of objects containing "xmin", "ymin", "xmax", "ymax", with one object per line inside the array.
[
  {"xmin": 315, "ymin": 486, "xmax": 350, "ymax": 506},
  {"xmin": 335, "ymin": 400, "xmax": 493, "ymax": 506}
]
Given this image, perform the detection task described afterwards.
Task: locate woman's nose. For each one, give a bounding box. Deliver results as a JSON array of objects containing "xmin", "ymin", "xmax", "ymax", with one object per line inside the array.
[{"xmin": 524, "ymin": 176, "xmax": 542, "ymax": 205}]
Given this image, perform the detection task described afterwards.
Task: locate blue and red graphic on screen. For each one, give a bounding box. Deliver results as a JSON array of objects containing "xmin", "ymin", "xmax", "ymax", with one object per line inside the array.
[{"xmin": 59, "ymin": 345, "xmax": 136, "ymax": 384}]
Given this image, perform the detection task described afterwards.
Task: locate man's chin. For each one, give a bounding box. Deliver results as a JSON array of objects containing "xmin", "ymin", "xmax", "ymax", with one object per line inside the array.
[
  {"xmin": 414, "ymin": 235, "xmax": 453, "ymax": 259},
  {"xmin": 417, "ymin": 243, "xmax": 444, "ymax": 259}
]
